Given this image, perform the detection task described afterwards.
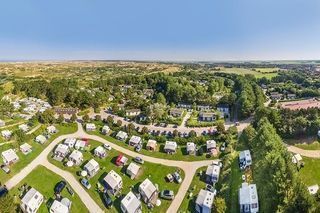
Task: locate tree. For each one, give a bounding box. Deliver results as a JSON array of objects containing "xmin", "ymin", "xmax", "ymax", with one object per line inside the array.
[
  {"xmin": 14, "ymin": 129, "xmax": 26, "ymax": 145},
  {"xmin": 155, "ymin": 93, "xmax": 166, "ymax": 105},
  {"xmin": 38, "ymin": 109, "xmax": 55, "ymax": 124},
  {"xmin": 0, "ymin": 193, "xmax": 15, "ymax": 213},
  {"xmin": 173, "ymin": 129, "xmax": 179, "ymax": 138},
  {"xmin": 116, "ymin": 120, "xmax": 122, "ymax": 127},
  {"xmin": 0, "ymin": 99, "xmax": 13, "ymax": 118},
  {"xmin": 127, "ymin": 123, "xmax": 135, "ymax": 135},
  {"xmin": 95, "ymin": 115, "xmax": 101, "ymax": 121},
  {"xmin": 189, "ymin": 130, "xmax": 196, "ymax": 138},
  {"xmin": 213, "ymin": 197, "xmax": 227, "ymax": 213},
  {"xmin": 56, "ymin": 114, "xmax": 64, "ymax": 124},
  {"xmin": 82, "ymin": 114, "xmax": 90, "ymax": 123},
  {"xmin": 141, "ymin": 126, "xmax": 149, "ymax": 134},
  {"xmin": 70, "ymin": 114, "xmax": 77, "ymax": 123},
  {"xmin": 216, "ymin": 121, "xmax": 225, "ymax": 134},
  {"xmin": 106, "ymin": 116, "xmax": 114, "ymax": 126}
]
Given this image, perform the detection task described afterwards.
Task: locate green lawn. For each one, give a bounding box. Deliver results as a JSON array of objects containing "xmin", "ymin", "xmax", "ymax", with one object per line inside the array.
[
  {"xmin": 88, "ymin": 129, "xmax": 217, "ymax": 161},
  {"xmin": 48, "ymin": 140, "xmax": 184, "ymax": 212},
  {"xmin": 178, "ymin": 166, "xmax": 208, "ymax": 212},
  {"xmin": 227, "ymin": 153, "xmax": 243, "ymax": 213},
  {"xmin": 299, "ymin": 157, "xmax": 320, "ymax": 186},
  {"xmin": 186, "ymin": 112, "xmax": 223, "ymax": 128},
  {"xmin": 214, "ymin": 67, "xmax": 278, "ymax": 79},
  {"xmin": 0, "ymin": 123, "xmax": 77, "ymax": 183},
  {"xmin": 11, "ymin": 165, "xmax": 88, "ymax": 212}
]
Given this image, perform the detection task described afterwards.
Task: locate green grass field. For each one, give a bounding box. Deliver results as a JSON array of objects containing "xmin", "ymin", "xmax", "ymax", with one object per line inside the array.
[
  {"xmin": 214, "ymin": 67, "xmax": 278, "ymax": 79},
  {"xmin": 11, "ymin": 165, "xmax": 88, "ymax": 212},
  {"xmin": 48, "ymin": 139, "xmax": 183, "ymax": 212},
  {"xmin": 299, "ymin": 157, "xmax": 320, "ymax": 186}
]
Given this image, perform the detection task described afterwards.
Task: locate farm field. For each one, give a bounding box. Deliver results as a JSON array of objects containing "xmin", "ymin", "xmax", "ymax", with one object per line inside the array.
[{"xmin": 214, "ymin": 67, "xmax": 278, "ymax": 79}]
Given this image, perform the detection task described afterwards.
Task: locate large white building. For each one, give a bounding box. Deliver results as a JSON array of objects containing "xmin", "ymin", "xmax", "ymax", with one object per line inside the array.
[
  {"xmin": 120, "ymin": 191, "xmax": 142, "ymax": 213},
  {"xmin": 20, "ymin": 188, "xmax": 44, "ymax": 213},
  {"xmin": 195, "ymin": 189, "xmax": 214, "ymax": 213},
  {"xmin": 1, "ymin": 149, "xmax": 19, "ymax": 165},
  {"xmin": 239, "ymin": 183, "xmax": 259, "ymax": 213}
]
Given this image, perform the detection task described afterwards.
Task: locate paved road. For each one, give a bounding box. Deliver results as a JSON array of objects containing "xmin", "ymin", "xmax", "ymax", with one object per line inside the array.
[
  {"xmin": 89, "ymin": 110, "xmax": 252, "ymax": 135},
  {"xmin": 287, "ymin": 145, "xmax": 320, "ymax": 158},
  {"xmin": 26, "ymin": 124, "xmax": 42, "ymax": 135},
  {"xmin": 5, "ymin": 122, "xmax": 216, "ymax": 213}
]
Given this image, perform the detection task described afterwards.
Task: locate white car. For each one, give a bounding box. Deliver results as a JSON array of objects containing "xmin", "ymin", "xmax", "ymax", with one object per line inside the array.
[{"xmin": 103, "ymin": 144, "xmax": 112, "ymax": 151}]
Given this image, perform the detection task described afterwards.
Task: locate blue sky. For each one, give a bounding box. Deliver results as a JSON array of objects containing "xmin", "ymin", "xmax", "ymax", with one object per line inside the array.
[{"xmin": 0, "ymin": 0, "xmax": 320, "ymax": 61}]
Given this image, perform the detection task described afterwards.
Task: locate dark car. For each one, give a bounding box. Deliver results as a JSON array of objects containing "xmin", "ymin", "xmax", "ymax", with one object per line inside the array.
[
  {"xmin": 135, "ymin": 144, "xmax": 142, "ymax": 152},
  {"xmin": 160, "ymin": 190, "xmax": 174, "ymax": 200},
  {"xmin": 0, "ymin": 186, "xmax": 8, "ymax": 198},
  {"xmin": 133, "ymin": 157, "xmax": 144, "ymax": 164},
  {"xmin": 66, "ymin": 186, "xmax": 74, "ymax": 196},
  {"xmin": 54, "ymin": 180, "xmax": 66, "ymax": 194},
  {"xmin": 102, "ymin": 192, "xmax": 113, "ymax": 208},
  {"xmin": 0, "ymin": 164, "xmax": 10, "ymax": 174}
]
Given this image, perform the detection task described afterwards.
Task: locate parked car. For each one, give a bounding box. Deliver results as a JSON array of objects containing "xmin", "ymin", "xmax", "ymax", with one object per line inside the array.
[
  {"xmin": 54, "ymin": 181, "xmax": 66, "ymax": 194},
  {"xmin": 0, "ymin": 164, "xmax": 10, "ymax": 174},
  {"xmin": 133, "ymin": 157, "xmax": 144, "ymax": 164},
  {"xmin": 103, "ymin": 144, "xmax": 112, "ymax": 151},
  {"xmin": 173, "ymin": 172, "xmax": 182, "ymax": 183},
  {"xmin": 135, "ymin": 144, "xmax": 142, "ymax": 152},
  {"xmin": 66, "ymin": 186, "xmax": 74, "ymax": 196},
  {"xmin": 81, "ymin": 178, "xmax": 91, "ymax": 189},
  {"xmin": 0, "ymin": 186, "xmax": 8, "ymax": 198},
  {"xmin": 160, "ymin": 190, "xmax": 175, "ymax": 200},
  {"xmin": 173, "ymin": 125, "xmax": 178, "ymax": 128},
  {"xmin": 102, "ymin": 191, "xmax": 113, "ymax": 208},
  {"xmin": 220, "ymin": 143, "xmax": 226, "ymax": 152},
  {"xmin": 166, "ymin": 174, "xmax": 174, "ymax": 182},
  {"xmin": 206, "ymin": 184, "xmax": 217, "ymax": 195}
]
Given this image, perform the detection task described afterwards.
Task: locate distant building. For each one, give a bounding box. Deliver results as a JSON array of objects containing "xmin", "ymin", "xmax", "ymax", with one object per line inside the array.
[
  {"xmin": 164, "ymin": 141, "xmax": 177, "ymax": 154},
  {"xmin": 170, "ymin": 108, "xmax": 184, "ymax": 117},
  {"xmin": 126, "ymin": 162, "xmax": 141, "ymax": 179},
  {"xmin": 94, "ymin": 146, "xmax": 107, "ymax": 158},
  {"xmin": 85, "ymin": 123, "xmax": 96, "ymax": 131},
  {"xmin": 1, "ymin": 149, "xmax": 19, "ymax": 165},
  {"xmin": 146, "ymin": 139, "xmax": 157, "ymax": 151},
  {"xmin": 54, "ymin": 144, "xmax": 70, "ymax": 159},
  {"xmin": 199, "ymin": 112, "xmax": 216, "ymax": 122},
  {"xmin": 186, "ymin": 142, "xmax": 196, "ymax": 155},
  {"xmin": 84, "ymin": 159, "xmax": 100, "ymax": 177},
  {"xmin": 206, "ymin": 164, "xmax": 220, "ymax": 184},
  {"xmin": 120, "ymin": 191, "xmax": 142, "ymax": 213},
  {"xmin": 63, "ymin": 138, "xmax": 77, "ymax": 148},
  {"xmin": 126, "ymin": 109, "xmax": 141, "ymax": 117},
  {"xmin": 50, "ymin": 200, "xmax": 69, "ymax": 213},
  {"xmin": 217, "ymin": 104, "xmax": 230, "ymax": 117},
  {"xmin": 19, "ymin": 124, "xmax": 29, "ymax": 132},
  {"xmin": 20, "ymin": 143, "xmax": 32, "ymax": 155},
  {"xmin": 239, "ymin": 150, "xmax": 252, "ymax": 169},
  {"xmin": 116, "ymin": 131, "xmax": 128, "ymax": 141},
  {"xmin": 270, "ymin": 92, "xmax": 282, "ymax": 100},
  {"xmin": 1, "ymin": 130, "xmax": 12, "ymax": 139},
  {"xmin": 139, "ymin": 178, "xmax": 158, "ymax": 204},
  {"xmin": 128, "ymin": 136, "xmax": 142, "ymax": 147},
  {"xmin": 68, "ymin": 150, "xmax": 83, "ymax": 166},
  {"xmin": 54, "ymin": 107, "xmax": 77, "ymax": 115},
  {"xmin": 104, "ymin": 170, "xmax": 123, "ymax": 195},
  {"xmin": 239, "ymin": 183, "xmax": 259, "ymax": 213},
  {"xmin": 195, "ymin": 189, "xmax": 214, "ymax": 213},
  {"xmin": 47, "ymin": 125, "xmax": 57, "ymax": 134},
  {"xmin": 0, "ymin": 119, "xmax": 5, "ymax": 127},
  {"xmin": 35, "ymin": 135, "xmax": 47, "ymax": 144},
  {"xmin": 101, "ymin": 125, "xmax": 110, "ymax": 135}
]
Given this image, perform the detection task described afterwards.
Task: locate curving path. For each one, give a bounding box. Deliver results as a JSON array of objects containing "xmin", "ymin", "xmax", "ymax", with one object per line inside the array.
[
  {"xmin": 5, "ymin": 122, "xmax": 217, "ymax": 213},
  {"xmin": 287, "ymin": 145, "xmax": 320, "ymax": 158}
]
